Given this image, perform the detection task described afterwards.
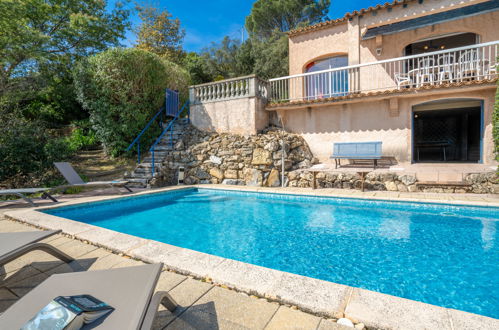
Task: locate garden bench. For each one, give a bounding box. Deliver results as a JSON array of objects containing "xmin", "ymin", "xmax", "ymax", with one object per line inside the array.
[{"xmin": 330, "ymin": 141, "xmax": 382, "ymax": 169}]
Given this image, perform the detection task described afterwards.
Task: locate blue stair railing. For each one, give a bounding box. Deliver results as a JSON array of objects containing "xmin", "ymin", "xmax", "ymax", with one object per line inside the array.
[
  {"xmin": 149, "ymin": 100, "xmax": 190, "ymax": 176},
  {"xmin": 126, "ymin": 88, "xmax": 181, "ymax": 164}
]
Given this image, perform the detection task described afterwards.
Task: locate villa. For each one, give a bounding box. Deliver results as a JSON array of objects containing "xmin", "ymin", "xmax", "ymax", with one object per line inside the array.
[
  {"xmin": 190, "ymin": 0, "xmax": 499, "ymax": 177},
  {"xmin": 1, "ymin": 1, "xmax": 499, "ymax": 330}
]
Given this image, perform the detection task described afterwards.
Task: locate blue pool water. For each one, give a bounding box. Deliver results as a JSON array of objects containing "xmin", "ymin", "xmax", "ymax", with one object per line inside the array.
[{"xmin": 44, "ymin": 188, "xmax": 499, "ymax": 318}]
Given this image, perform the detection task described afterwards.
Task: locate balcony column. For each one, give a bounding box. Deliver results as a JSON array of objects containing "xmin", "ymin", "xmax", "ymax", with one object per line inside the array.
[{"xmin": 348, "ymin": 16, "xmax": 361, "ymax": 93}]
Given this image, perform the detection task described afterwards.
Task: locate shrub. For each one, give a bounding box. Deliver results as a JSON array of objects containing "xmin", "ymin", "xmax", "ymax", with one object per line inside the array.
[
  {"xmin": 73, "ymin": 48, "xmax": 190, "ymax": 157},
  {"xmin": 0, "ymin": 111, "xmax": 73, "ymax": 187},
  {"xmin": 65, "ymin": 120, "xmax": 98, "ymax": 151}
]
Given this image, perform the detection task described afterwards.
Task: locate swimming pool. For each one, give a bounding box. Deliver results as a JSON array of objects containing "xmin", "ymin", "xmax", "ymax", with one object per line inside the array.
[{"xmin": 44, "ymin": 188, "xmax": 499, "ymax": 318}]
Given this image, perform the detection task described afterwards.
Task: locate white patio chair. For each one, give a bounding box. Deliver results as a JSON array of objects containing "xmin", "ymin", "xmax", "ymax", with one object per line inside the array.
[
  {"xmin": 437, "ymin": 54, "xmax": 455, "ymax": 84},
  {"xmin": 487, "ymin": 63, "xmax": 497, "ymax": 79},
  {"xmin": 416, "ymin": 57, "xmax": 434, "ymax": 87},
  {"xmin": 395, "ymin": 73, "xmax": 411, "ymax": 89},
  {"xmin": 457, "ymin": 49, "xmax": 480, "ymax": 81}
]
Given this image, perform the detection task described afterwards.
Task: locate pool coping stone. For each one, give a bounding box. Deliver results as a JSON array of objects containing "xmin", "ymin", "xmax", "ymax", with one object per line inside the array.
[{"xmin": 4, "ymin": 185, "xmax": 499, "ymax": 330}]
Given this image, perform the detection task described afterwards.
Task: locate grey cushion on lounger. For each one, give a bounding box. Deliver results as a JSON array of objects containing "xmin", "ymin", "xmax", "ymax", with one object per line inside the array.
[
  {"xmin": 0, "ymin": 230, "xmax": 72, "ymax": 266},
  {"xmin": 0, "ymin": 263, "xmax": 177, "ymax": 329}
]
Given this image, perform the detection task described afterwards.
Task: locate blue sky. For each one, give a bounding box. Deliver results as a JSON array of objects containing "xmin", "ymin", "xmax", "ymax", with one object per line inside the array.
[{"xmin": 112, "ymin": 0, "xmax": 382, "ymax": 52}]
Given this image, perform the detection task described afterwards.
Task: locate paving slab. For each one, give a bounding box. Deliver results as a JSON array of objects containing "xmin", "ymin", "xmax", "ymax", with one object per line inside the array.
[
  {"xmin": 45, "ymin": 235, "xmax": 74, "ymax": 247},
  {"xmin": 15, "ymin": 250, "xmax": 65, "ymax": 273},
  {"xmin": 344, "ymin": 288, "xmax": 452, "ymax": 330},
  {"xmin": 209, "ymin": 259, "xmax": 283, "ymax": 296},
  {"xmin": 72, "ymin": 248, "xmax": 125, "ymax": 271},
  {"xmin": 111, "ymin": 257, "xmax": 146, "ymax": 268},
  {"xmin": 0, "ymin": 220, "xmax": 33, "ymax": 232},
  {"xmin": 165, "ymin": 309, "xmax": 251, "ymax": 330},
  {"xmin": 4, "ymin": 210, "xmax": 91, "ymax": 235},
  {"xmin": 56, "ymin": 239, "xmax": 99, "ymax": 258},
  {"xmin": 76, "ymin": 227, "xmax": 148, "ymax": 253},
  {"xmin": 1, "ymin": 265, "xmax": 43, "ymax": 286},
  {"xmin": 155, "ymin": 271, "xmax": 188, "ymax": 292},
  {"xmin": 189, "ymin": 286, "xmax": 279, "ymax": 329},
  {"xmin": 269, "ymin": 272, "xmax": 351, "ymax": 318},
  {"xmin": 6, "ymin": 271, "xmax": 49, "ymax": 298},
  {"xmin": 265, "ymin": 306, "xmax": 321, "ymax": 330},
  {"xmin": 448, "ymin": 308, "xmax": 499, "ymax": 330},
  {"xmin": 154, "ymin": 277, "xmax": 213, "ymax": 328},
  {"xmin": 317, "ymin": 319, "xmax": 353, "ymax": 330},
  {"xmin": 0, "ymin": 288, "xmax": 18, "ymax": 313}
]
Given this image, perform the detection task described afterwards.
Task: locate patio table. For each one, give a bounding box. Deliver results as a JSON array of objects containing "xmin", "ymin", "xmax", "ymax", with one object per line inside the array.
[{"xmin": 406, "ymin": 59, "xmax": 489, "ymax": 86}]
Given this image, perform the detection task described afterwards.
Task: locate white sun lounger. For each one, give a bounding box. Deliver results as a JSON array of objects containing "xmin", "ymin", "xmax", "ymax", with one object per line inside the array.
[
  {"xmin": 0, "ymin": 188, "xmax": 58, "ymax": 207},
  {"xmin": 54, "ymin": 162, "xmax": 132, "ymax": 193}
]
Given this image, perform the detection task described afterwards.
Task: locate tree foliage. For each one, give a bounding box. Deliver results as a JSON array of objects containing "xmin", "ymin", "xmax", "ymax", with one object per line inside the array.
[
  {"xmin": 183, "ymin": 52, "xmax": 213, "ymax": 85},
  {"xmin": 0, "ymin": 109, "xmax": 72, "ymax": 187},
  {"xmin": 0, "ymin": 0, "xmax": 130, "ymax": 123},
  {"xmin": 251, "ymin": 30, "xmax": 289, "ymax": 79},
  {"xmin": 135, "ymin": 4, "xmax": 185, "ymax": 64},
  {"xmin": 73, "ymin": 48, "xmax": 190, "ymax": 157},
  {"xmin": 195, "ymin": 0, "xmax": 330, "ymax": 81},
  {"xmin": 200, "ymin": 37, "xmax": 252, "ymax": 80},
  {"xmin": 245, "ymin": 0, "xmax": 330, "ymax": 39}
]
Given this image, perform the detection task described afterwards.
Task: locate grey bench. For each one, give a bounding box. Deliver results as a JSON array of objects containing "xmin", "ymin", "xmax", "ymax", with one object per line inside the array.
[{"xmin": 330, "ymin": 141, "xmax": 382, "ymax": 169}]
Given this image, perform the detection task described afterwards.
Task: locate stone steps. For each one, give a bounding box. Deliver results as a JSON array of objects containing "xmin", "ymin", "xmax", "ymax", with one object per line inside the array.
[{"xmin": 125, "ymin": 120, "xmax": 189, "ymax": 187}]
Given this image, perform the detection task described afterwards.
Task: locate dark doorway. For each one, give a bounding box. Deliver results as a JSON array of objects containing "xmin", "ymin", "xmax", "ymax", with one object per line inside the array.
[
  {"xmin": 404, "ymin": 32, "xmax": 478, "ymax": 56},
  {"xmin": 413, "ymin": 106, "xmax": 481, "ymax": 162}
]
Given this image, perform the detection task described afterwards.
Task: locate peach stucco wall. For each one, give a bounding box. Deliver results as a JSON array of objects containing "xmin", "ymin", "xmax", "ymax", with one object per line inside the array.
[
  {"xmin": 191, "ymin": 97, "xmax": 268, "ymax": 136},
  {"xmin": 277, "ymin": 89, "xmax": 497, "ymax": 165},
  {"xmin": 288, "ymin": 0, "xmax": 499, "ymax": 76},
  {"xmin": 282, "ymin": 0, "xmax": 498, "ymax": 165}
]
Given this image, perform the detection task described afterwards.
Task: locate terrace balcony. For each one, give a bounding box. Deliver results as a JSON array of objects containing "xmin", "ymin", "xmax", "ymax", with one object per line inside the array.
[{"xmin": 267, "ymin": 41, "xmax": 498, "ymax": 107}]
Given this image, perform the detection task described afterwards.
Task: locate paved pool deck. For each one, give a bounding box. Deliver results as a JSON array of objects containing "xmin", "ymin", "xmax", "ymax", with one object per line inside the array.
[
  {"xmin": 0, "ymin": 218, "xmax": 350, "ymax": 330},
  {"xmin": 1, "ymin": 185, "xmax": 498, "ymax": 329}
]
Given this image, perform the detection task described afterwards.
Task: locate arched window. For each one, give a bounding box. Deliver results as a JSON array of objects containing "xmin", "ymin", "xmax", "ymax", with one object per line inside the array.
[{"xmin": 305, "ymin": 56, "xmax": 349, "ymax": 99}]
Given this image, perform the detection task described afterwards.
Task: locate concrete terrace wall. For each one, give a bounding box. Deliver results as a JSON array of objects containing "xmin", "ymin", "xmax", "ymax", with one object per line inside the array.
[{"xmin": 189, "ymin": 75, "xmax": 269, "ymax": 136}]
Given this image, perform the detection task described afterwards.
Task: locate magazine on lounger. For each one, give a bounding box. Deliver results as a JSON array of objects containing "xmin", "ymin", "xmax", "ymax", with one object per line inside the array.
[{"xmin": 21, "ymin": 295, "xmax": 114, "ymax": 330}]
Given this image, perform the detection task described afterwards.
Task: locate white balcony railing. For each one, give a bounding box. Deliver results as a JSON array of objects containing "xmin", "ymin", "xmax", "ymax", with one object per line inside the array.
[
  {"xmin": 269, "ymin": 41, "xmax": 498, "ymax": 103},
  {"xmin": 189, "ymin": 75, "xmax": 268, "ymax": 104}
]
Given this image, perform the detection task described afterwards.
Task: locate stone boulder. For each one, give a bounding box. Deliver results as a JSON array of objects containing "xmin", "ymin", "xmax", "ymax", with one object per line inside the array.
[
  {"xmin": 243, "ymin": 168, "xmax": 263, "ymax": 186},
  {"xmin": 251, "ymin": 148, "xmax": 273, "ymax": 165},
  {"xmin": 209, "ymin": 168, "xmax": 224, "ymax": 180},
  {"xmin": 266, "ymin": 168, "xmax": 281, "ymax": 187}
]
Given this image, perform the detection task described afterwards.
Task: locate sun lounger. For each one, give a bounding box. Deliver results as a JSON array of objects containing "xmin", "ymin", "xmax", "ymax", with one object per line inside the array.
[
  {"xmin": 0, "ymin": 188, "xmax": 58, "ymax": 207},
  {"xmin": 54, "ymin": 162, "xmax": 132, "ymax": 193},
  {"xmin": 0, "ymin": 263, "xmax": 177, "ymax": 329},
  {"xmin": 0, "ymin": 230, "xmax": 73, "ymax": 267}
]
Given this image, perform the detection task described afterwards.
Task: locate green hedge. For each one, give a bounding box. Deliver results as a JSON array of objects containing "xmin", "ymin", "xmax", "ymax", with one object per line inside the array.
[
  {"xmin": 0, "ymin": 111, "xmax": 72, "ymax": 187},
  {"xmin": 73, "ymin": 48, "xmax": 190, "ymax": 157}
]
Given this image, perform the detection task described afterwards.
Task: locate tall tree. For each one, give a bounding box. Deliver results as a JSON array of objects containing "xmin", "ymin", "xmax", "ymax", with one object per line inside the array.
[
  {"xmin": 251, "ymin": 30, "xmax": 289, "ymax": 79},
  {"xmin": 245, "ymin": 0, "xmax": 330, "ymax": 39},
  {"xmin": 200, "ymin": 37, "xmax": 253, "ymax": 80},
  {"xmin": 135, "ymin": 5, "xmax": 185, "ymax": 64},
  {"xmin": 0, "ymin": 0, "xmax": 130, "ymax": 122}
]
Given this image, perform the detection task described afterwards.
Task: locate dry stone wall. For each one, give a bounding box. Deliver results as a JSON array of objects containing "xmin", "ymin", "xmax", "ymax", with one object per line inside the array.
[
  {"xmin": 152, "ymin": 124, "xmax": 498, "ymax": 194},
  {"xmin": 152, "ymin": 125, "xmax": 316, "ymax": 187}
]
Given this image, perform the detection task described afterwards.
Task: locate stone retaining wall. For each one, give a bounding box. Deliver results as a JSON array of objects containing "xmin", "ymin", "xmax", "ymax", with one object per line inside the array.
[
  {"xmin": 288, "ymin": 170, "xmax": 498, "ymax": 194},
  {"xmin": 153, "ymin": 125, "xmax": 316, "ymax": 187},
  {"xmin": 153, "ymin": 125, "xmax": 498, "ymax": 194}
]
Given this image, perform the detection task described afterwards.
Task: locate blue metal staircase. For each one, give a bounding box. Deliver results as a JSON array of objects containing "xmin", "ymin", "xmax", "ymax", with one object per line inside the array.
[{"xmin": 125, "ymin": 89, "xmax": 190, "ymax": 187}]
